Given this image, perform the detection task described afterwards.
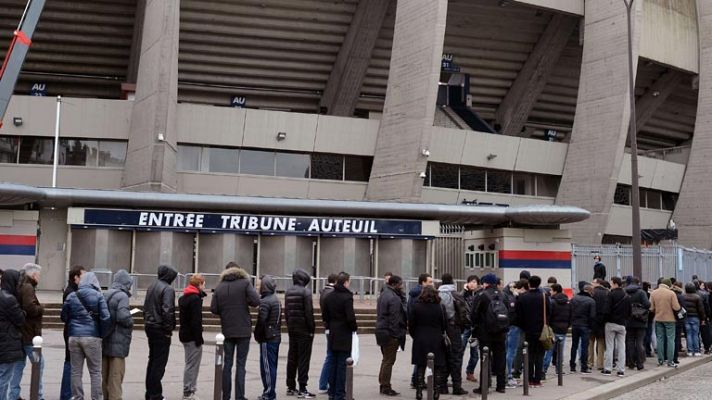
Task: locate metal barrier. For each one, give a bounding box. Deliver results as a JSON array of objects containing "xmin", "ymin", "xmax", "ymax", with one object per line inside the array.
[
  {"xmin": 426, "ymin": 353, "xmax": 435, "ymax": 400},
  {"xmin": 345, "ymin": 357, "xmax": 354, "ymax": 400},
  {"xmin": 214, "ymin": 333, "xmax": 224, "ymax": 400},
  {"xmin": 522, "ymin": 341, "xmax": 529, "ymax": 396},
  {"xmin": 30, "ymin": 336, "xmax": 42, "ymax": 400},
  {"xmin": 557, "ymin": 338, "xmax": 564, "ymax": 386},
  {"xmin": 481, "ymin": 346, "xmax": 490, "ymax": 400}
]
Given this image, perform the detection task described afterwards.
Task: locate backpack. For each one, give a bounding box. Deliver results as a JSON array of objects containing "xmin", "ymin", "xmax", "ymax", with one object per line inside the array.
[
  {"xmin": 631, "ymin": 302, "xmax": 649, "ymax": 322},
  {"xmin": 452, "ymin": 292, "xmax": 471, "ymax": 328},
  {"xmin": 485, "ymin": 290, "xmax": 510, "ymax": 334}
]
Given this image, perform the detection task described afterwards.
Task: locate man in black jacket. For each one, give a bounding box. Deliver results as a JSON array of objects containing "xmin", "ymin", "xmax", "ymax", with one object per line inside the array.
[
  {"xmin": 285, "ymin": 269, "xmax": 316, "ymax": 398},
  {"xmin": 144, "ymin": 265, "xmax": 177, "ymax": 400},
  {"xmin": 376, "ymin": 275, "xmax": 407, "ymax": 396},
  {"xmin": 543, "ymin": 284, "xmax": 571, "ymax": 377},
  {"xmin": 472, "ymin": 273, "xmax": 508, "ymax": 394},
  {"xmin": 408, "ymin": 273, "xmax": 433, "ymax": 388},
  {"xmin": 318, "ymin": 274, "xmax": 338, "ymax": 394},
  {"xmin": 588, "ymin": 279, "xmax": 609, "ymax": 371},
  {"xmin": 603, "ymin": 277, "xmax": 631, "ymax": 376},
  {"xmin": 256, "ymin": 276, "xmax": 282, "ymax": 400},
  {"xmin": 570, "ymin": 282, "xmax": 596, "ymax": 373},
  {"xmin": 593, "ymin": 256, "xmax": 607, "ymax": 281},
  {"xmin": 625, "ymin": 277, "xmax": 650, "ymax": 370},
  {"xmin": 211, "ymin": 263, "xmax": 260, "ymax": 400},
  {"xmin": 461, "ymin": 275, "xmax": 480, "ymax": 382},
  {"xmin": 515, "ymin": 276, "xmax": 550, "ymax": 387},
  {"xmin": 0, "ymin": 269, "xmax": 26, "ymax": 398},
  {"xmin": 323, "ymin": 273, "xmax": 358, "ymax": 400},
  {"xmin": 61, "ymin": 265, "xmax": 84, "ymax": 400}
]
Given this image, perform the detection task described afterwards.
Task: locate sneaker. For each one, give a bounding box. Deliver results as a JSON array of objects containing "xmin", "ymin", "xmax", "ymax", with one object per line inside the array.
[
  {"xmin": 318, "ymin": 389, "xmax": 329, "ymax": 395},
  {"xmin": 287, "ymin": 389, "xmax": 297, "ymax": 396},
  {"xmin": 617, "ymin": 371, "xmax": 625, "ymax": 377},
  {"xmin": 451, "ymin": 387, "xmax": 468, "ymax": 396},
  {"xmin": 601, "ymin": 370, "xmax": 612, "ymax": 376},
  {"xmin": 667, "ymin": 362, "xmax": 678, "ymax": 368},
  {"xmin": 580, "ymin": 369, "xmax": 592, "ymax": 374},
  {"xmin": 570, "ymin": 367, "xmax": 576, "ymax": 373},
  {"xmin": 380, "ymin": 389, "xmax": 399, "ymax": 397},
  {"xmin": 496, "ymin": 388, "xmax": 506, "ymax": 394},
  {"xmin": 505, "ymin": 382, "xmax": 517, "ymax": 389},
  {"xmin": 298, "ymin": 391, "xmax": 316, "ymax": 399},
  {"xmin": 506, "ymin": 378, "xmax": 518, "ymax": 388},
  {"xmin": 694, "ymin": 352, "xmax": 702, "ymax": 357}
]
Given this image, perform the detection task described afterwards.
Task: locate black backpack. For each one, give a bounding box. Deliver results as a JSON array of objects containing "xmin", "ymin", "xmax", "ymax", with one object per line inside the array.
[
  {"xmin": 485, "ymin": 290, "xmax": 510, "ymax": 334},
  {"xmin": 452, "ymin": 292, "xmax": 471, "ymax": 328}
]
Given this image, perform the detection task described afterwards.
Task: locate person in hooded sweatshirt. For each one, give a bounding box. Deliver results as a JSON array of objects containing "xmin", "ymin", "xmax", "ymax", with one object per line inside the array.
[
  {"xmin": 143, "ymin": 265, "xmax": 178, "ymax": 400},
  {"xmin": 570, "ymin": 282, "xmax": 596, "ymax": 374},
  {"xmin": 61, "ymin": 272, "xmax": 112, "ymax": 400},
  {"xmin": 543, "ymin": 284, "xmax": 572, "ymax": 378},
  {"xmin": 285, "ymin": 269, "xmax": 316, "ymax": 398},
  {"xmin": 102, "ymin": 269, "xmax": 134, "ymax": 400},
  {"xmin": 179, "ymin": 274, "xmax": 207, "ymax": 400},
  {"xmin": 255, "ymin": 276, "xmax": 282, "ymax": 400},
  {"xmin": 683, "ymin": 283, "xmax": 706, "ymax": 357},
  {"xmin": 0, "ymin": 269, "xmax": 26, "ymax": 398},
  {"xmin": 624, "ymin": 277, "xmax": 650, "ymax": 371},
  {"xmin": 61, "ymin": 265, "xmax": 85, "ymax": 400},
  {"xmin": 436, "ymin": 273, "xmax": 467, "ymax": 396}
]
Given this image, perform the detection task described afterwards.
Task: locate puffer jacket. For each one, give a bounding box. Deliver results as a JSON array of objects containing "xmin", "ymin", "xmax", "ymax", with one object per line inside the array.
[
  {"xmin": 571, "ymin": 291, "xmax": 596, "ymax": 328},
  {"xmin": 179, "ymin": 283, "xmax": 207, "ymax": 346},
  {"xmin": 591, "ymin": 285, "xmax": 610, "ymax": 337},
  {"xmin": 61, "ymin": 272, "xmax": 112, "ymax": 338},
  {"xmin": 319, "ymin": 284, "xmax": 334, "ymax": 314},
  {"xmin": 103, "ymin": 270, "xmax": 134, "ymax": 358},
  {"xmin": 143, "ymin": 265, "xmax": 177, "ymax": 335},
  {"xmin": 375, "ymin": 284, "xmax": 407, "ymax": 346},
  {"xmin": 0, "ymin": 269, "xmax": 26, "ymax": 363},
  {"xmin": 684, "ymin": 293, "xmax": 707, "ymax": 320},
  {"xmin": 625, "ymin": 284, "xmax": 650, "ymax": 329},
  {"xmin": 438, "ymin": 284, "xmax": 457, "ymax": 321},
  {"xmin": 255, "ymin": 276, "xmax": 281, "ymax": 343},
  {"xmin": 550, "ymin": 292, "xmax": 572, "ymax": 334},
  {"xmin": 211, "ymin": 266, "xmax": 260, "ymax": 339},
  {"xmin": 284, "ymin": 269, "xmax": 315, "ymax": 336},
  {"xmin": 17, "ymin": 271, "xmax": 43, "ymax": 345}
]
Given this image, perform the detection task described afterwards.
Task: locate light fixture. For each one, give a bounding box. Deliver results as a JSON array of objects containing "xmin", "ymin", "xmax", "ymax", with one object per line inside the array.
[
  {"xmin": 157, "ymin": 132, "xmax": 165, "ymax": 141},
  {"xmin": 419, "ymin": 171, "xmax": 427, "ymax": 178},
  {"xmin": 421, "ymin": 148, "xmax": 430, "ymax": 157},
  {"xmin": 486, "ymin": 153, "xmax": 497, "ymax": 160},
  {"xmin": 13, "ymin": 117, "xmax": 22, "ymax": 127},
  {"xmin": 652, "ymin": 90, "xmax": 660, "ymax": 97},
  {"xmin": 276, "ymin": 131, "xmax": 287, "ymax": 141}
]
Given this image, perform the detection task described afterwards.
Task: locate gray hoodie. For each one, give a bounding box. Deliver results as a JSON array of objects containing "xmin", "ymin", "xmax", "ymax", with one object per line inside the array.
[
  {"xmin": 439, "ymin": 284, "xmax": 457, "ymax": 321},
  {"xmin": 103, "ymin": 270, "xmax": 134, "ymax": 358}
]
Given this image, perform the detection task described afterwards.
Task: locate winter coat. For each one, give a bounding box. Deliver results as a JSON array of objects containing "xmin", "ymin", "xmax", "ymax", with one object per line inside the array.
[
  {"xmin": 322, "ymin": 284, "xmax": 357, "ymax": 353},
  {"xmin": 143, "ymin": 265, "xmax": 177, "ymax": 335},
  {"xmin": 604, "ymin": 287, "xmax": 631, "ymax": 326},
  {"xmin": 649, "ymin": 284, "xmax": 681, "ymax": 322},
  {"xmin": 593, "ymin": 262, "xmax": 607, "ymax": 280},
  {"xmin": 591, "ymin": 286, "xmax": 610, "ymax": 337},
  {"xmin": 17, "ymin": 271, "xmax": 43, "ymax": 345},
  {"xmin": 550, "ymin": 292, "xmax": 572, "ymax": 334},
  {"xmin": 255, "ymin": 276, "xmax": 282, "ymax": 343},
  {"xmin": 0, "ymin": 269, "xmax": 25, "ymax": 364},
  {"xmin": 471, "ymin": 287, "xmax": 509, "ymax": 342},
  {"xmin": 571, "ymin": 291, "xmax": 596, "ymax": 328},
  {"xmin": 375, "ymin": 285, "xmax": 407, "ymax": 346},
  {"xmin": 62, "ymin": 278, "xmax": 80, "ymax": 350},
  {"xmin": 103, "ymin": 270, "xmax": 134, "ymax": 358},
  {"xmin": 698, "ymin": 290, "xmax": 711, "ymax": 321},
  {"xmin": 319, "ymin": 284, "xmax": 334, "ymax": 315},
  {"xmin": 438, "ymin": 284, "xmax": 457, "ymax": 321},
  {"xmin": 684, "ymin": 293, "xmax": 707, "ymax": 320},
  {"xmin": 179, "ymin": 284, "xmax": 206, "ymax": 346},
  {"xmin": 409, "ymin": 301, "xmax": 447, "ymax": 367},
  {"xmin": 407, "ymin": 284, "xmax": 423, "ymax": 312},
  {"xmin": 211, "ymin": 267, "xmax": 260, "ymax": 339},
  {"xmin": 284, "ymin": 269, "xmax": 315, "ymax": 336},
  {"xmin": 515, "ymin": 289, "xmax": 551, "ymax": 338},
  {"xmin": 624, "ymin": 285, "xmax": 650, "ymax": 329},
  {"xmin": 61, "ymin": 272, "xmax": 112, "ymax": 338}
]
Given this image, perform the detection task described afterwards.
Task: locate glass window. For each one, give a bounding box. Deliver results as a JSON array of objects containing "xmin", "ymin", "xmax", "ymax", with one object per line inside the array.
[
  {"xmin": 423, "ymin": 164, "xmax": 431, "ymax": 187},
  {"xmin": 639, "ymin": 188, "xmax": 647, "ymax": 208},
  {"xmin": 614, "ymin": 184, "xmax": 631, "ymax": 205},
  {"xmin": 487, "ymin": 170, "xmax": 512, "ymax": 194},
  {"xmin": 430, "ymin": 162, "xmax": 459, "ymax": 189},
  {"xmin": 460, "ymin": 166, "xmax": 486, "ymax": 191},
  {"xmin": 536, "ymin": 175, "xmax": 560, "ymax": 197},
  {"xmin": 646, "ymin": 190, "xmax": 662, "ymax": 210},
  {"xmin": 206, "ymin": 147, "xmax": 239, "ymax": 173},
  {"xmin": 18, "ymin": 137, "xmax": 54, "ymax": 164},
  {"xmin": 239, "ymin": 149, "xmax": 275, "ymax": 176},
  {"xmin": 276, "ymin": 152, "xmax": 310, "ymax": 178},
  {"xmin": 662, "ymin": 192, "xmax": 677, "ymax": 211},
  {"xmin": 60, "ymin": 139, "xmax": 99, "ymax": 166},
  {"xmin": 0, "ymin": 136, "xmax": 19, "ymax": 163},
  {"xmin": 513, "ymin": 173, "xmax": 535, "ymax": 196},
  {"xmin": 311, "ymin": 154, "xmax": 343, "ymax": 180},
  {"xmin": 177, "ymin": 145, "xmax": 202, "ymax": 171},
  {"xmin": 344, "ymin": 155, "xmax": 372, "ymax": 181},
  {"xmin": 98, "ymin": 140, "xmax": 127, "ymax": 167}
]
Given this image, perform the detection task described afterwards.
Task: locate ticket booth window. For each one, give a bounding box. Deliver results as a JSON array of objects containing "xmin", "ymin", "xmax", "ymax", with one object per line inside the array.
[{"xmin": 465, "ymin": 251, "xmax": 498, "ymax": 269}]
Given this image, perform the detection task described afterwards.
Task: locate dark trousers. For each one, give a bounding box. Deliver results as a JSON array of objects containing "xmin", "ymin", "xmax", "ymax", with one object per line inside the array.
[
  {"xmin": 702, "ymin": 321, "xmax": 712, "ymax": 352},
  {"xmin": 223, "ymin": 337, "xmax": 251, "ymax": 400},
  {"xmin": 328, "ymin": 351, "xmax": 349, "ymax": 400},
  {"xmin": 260, "ymin": 341, "xmax": 280, "ymax": 400},
  {"xmin": 479, "ymin": 340, "xmax": 506, "ymax": 391},
  {"xmin": 444, "ymin": 325, "xmax": 463, "ymax": 388},
  {"xmin": 287, "ymin": 333, "xmax": 314, "ymax": 391},
  {"xmin": 145, "ymin": 328, "xmax": 171, "ymax": 400},
  {"xmin": 378, "ymin": 337, "xmax": 400, "ymax": 390},
  {"xmin": 625, "ymin": 327, "xmax": 646, "ymax": 369},
  {"xmin": 527, "ymin": 335, "xmax": 544, "ymax": 385},
  {"xmin": 645, "ymin": 320, "xmax": 654, "ymax": 356},
  {"xmin": 570, "ymin": 326, "xmax": 590, "ymax": 371},
  {"xmin": 675, "ymin": 321, "xmax": 683, "ymax": 362}
]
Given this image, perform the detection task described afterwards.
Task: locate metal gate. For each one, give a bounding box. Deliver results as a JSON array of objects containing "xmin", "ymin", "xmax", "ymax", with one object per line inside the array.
[{"xmin": 432, "ymin": 225, "xmax": 465, "ymax": 280}]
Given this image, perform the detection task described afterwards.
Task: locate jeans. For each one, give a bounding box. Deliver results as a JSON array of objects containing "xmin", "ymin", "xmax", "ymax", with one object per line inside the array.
[
  {"xmin": 223, "ymin": 337, "xmax": 251, "ymax": 400},
  {"xmin": 286, "ymin": 334, "xmax": 314, "ymax": 391},
  {"xmin": 0, "ymin": 360, "xmax": 23, "ymax": 400},
  {"xmin": 328, "ymin": 351, "xmax": 349, "ymax": 400},
  {"xmin": 505, "ymin": 326, "xmax": 521, "ymax": 379},
  {"xmin": 182, "ymin": 342, "xmax": 203, "ymax": 397},
  {"xmin": 655, "ymin": 321, "xmax": 676, "ymax": 363},
  {"xmin": 259, "ymin": 341, "xmax": 280, "ymax": 400},
  {"xmin": 69, "ymin": 336, "xmax": 103, "ymax": 400},
  {"xmin": 543, "ymin": 333, "xmax": 567, "ymax": 374},
  {"xmin": 61, "ymin": 359, "xmax": 72, "ymax": 400},
  {"xmin": 685, "ymin": 316, "xmax": 701, "ymax": 353},
  {"xmin": 570, "ymin": 326, "xmax": 591, "ymax": 371},
  {"xmin": 318, "ymin": 345, "xmax": 333, "ymax": 391},
  {"xmin": 625, "ymin": 327, "xmax": 646, "ymax": 369},
  {"xmin": 378, "ymin": 337, "xmax": 399, "ymax": 390},
  {"xmin": 604, "ymin": 323, "xmax": 626, "ymax": 373},
  {"xmin": 9, "ymin": 344, "xmax": 45, "ymax": 400},
  {"xmin": 145, "ymin": 328, "xmax": 171, "ymax": 400},
  {"xmin": 461, "ymin": 328, "xmax": 479, "ymax": 374}
]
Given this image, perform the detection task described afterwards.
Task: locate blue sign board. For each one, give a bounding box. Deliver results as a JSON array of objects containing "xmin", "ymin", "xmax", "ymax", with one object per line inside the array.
[
  {"xmin": 231, "ymin": 96, "xmax": 246, "ymax": 108},
  {"xmin": 30, "ymin": 83, "xmax": 47, "ymax": 96}
]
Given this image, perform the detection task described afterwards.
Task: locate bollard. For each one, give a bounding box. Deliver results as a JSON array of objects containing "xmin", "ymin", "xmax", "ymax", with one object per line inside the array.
[
  {"xmin": 214, "ymin": 334, "xmax": 225, "ymax": 400},
  {"xmin": 426, "ymin": 353, "xmax": 435, "ymax": 400},
  {"xmin": 346, "ymin": 358, "xmax": 354, "ymax": 400},
  {"xmin": 557, "ymin": 338, "xmax": 564, "ymax": 387},
  {"xmin": 481, "ymin": 346, "xmax": 490, "ymax": 400},
  {"xmin": 30, "ymin": 336, "xmax": 42, "ymax": 400},
  {"xmin": 522, "ymin": 341, "xmax": 529, "ymax": 396}
]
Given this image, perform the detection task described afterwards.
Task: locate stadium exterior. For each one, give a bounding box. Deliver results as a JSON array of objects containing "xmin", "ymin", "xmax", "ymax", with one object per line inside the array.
[{"xmin": 0, "ymin": 0, "xmax": 710, "ymax": 291}]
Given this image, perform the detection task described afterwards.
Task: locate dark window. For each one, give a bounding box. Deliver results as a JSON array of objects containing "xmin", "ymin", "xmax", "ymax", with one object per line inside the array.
[
  {"xmin": 513, "ymin": 173, "xmax": 535, "ymax": 196},
  {"xmin": 177, "ymin": 145, "xmax": 202, "ymax": 171},
  {"xmin": 60, "ymin": 139, "xmax": 98, "ymax": 166},
  {"xmin": 0, "ymin": 136, "xmax": 19, "ymax": 163},
  {"xmin": 646, "ymin": 190, "xmax": 662, "ymax": 210},
  {"xmin": 423, "ymin": 164, "xmax": 431, "ymax": 187},
  {"xmin": 240, "ymin": 149, "xmax": 275, "ymax": 176},
  {"xmin": 276, "ymin": 152, "xmax": 310, "ymax": 178},
  {"xmin": 639, "ymin": 188, "xmax": 647, "ymax": 208},
  {"xmin": 460, "ymin": 166, "xmax": 486, "ymax": 191},
  {"xmin": 430, "ymin": 162, "xmax": 459, "ymax": 189},
  {"xmin": 614, "ymin": 184, "xmax": 631, "ymax": 205},
  {"xmin": 311, "ymin": 154, "xmax": 343, "ymax": 180},
  {"xmin": 98, "ymin": 141, "xmax": 127, "ymax": 167},
  {"xmin": 206, "ymin": 147, "xmax": 239, "ymax": 173},
  {"xmin": 662, "ymin": 192, "xmax": 678, "ymax": 211},
  {"xmin": 18, "ymin": 137, "xmax": 54, "ymax": 164},
  {"xmin": 487, "ymin": 171, "xmax": 512, "ymax": 194},
  {"xmin": 344, "ymin": 155, "xmax": 372, "ymax": 181},
  {"xmin": 536, "ymin": 175, "xmax": 560, "ymax": 197}
]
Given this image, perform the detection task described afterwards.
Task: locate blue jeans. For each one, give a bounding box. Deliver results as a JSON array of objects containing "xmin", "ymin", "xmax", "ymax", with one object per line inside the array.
[
  {"xmin": 223, "ymin": 337, "xmax": 251, "ymax": 400},
  {"xmin": 0, "ymin": 360, "xmax": 23, "ymax": 400},
  {"xmin": 685, "ymin": 316, "xmax": 701, "ymax": 353},
  {"xmin": 319, "ymin": 345, "xmax": 333, "ymax": 391},
  {"xmin": 570, "ymin": 326, "xmax": 591, "ymax": 371},
  {"xmin": 506, "ymin": 326, "xmax": 521, "ymax": 379},
  {"xmin": 60, "ymin": 359, "xmax": 72, "ymax": 400},
  {"xmin": 328, "ymin": 351, "xmax": 349, "ymax": 400},
  {"xmin": 260, "ymin": 342, "xmax": 280, "ymax": 400},
  {"xmin": 9, "ymin": 345, "xmax": 44, "ymax": 400},
  {"xmin": 461, "ymin": 328, "xmax": 479, "ymax": 374},
  {"xmin": 543, "ymin": 333, "xmax": 567, "ymax": 374}
]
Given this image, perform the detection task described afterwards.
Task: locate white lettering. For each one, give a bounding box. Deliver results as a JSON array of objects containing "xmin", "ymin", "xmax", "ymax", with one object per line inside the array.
[
  {"xmin": 149, "ymin": 213, "xmax": 162, "ymax": 226},
  {"xmin": 352, "ymin": 220, "xmax": 363, "ymax": 233},
  {"xmin": 174, "ymin": 214, "xmax": 185, "ymax": 227},
  {"xmin": 333, "ymin": 219, "xmax": 344, "ymax": 232},
  {"xmin": 308, "ymin": 219, "xmax": 320, "ymax": 231},
  {"xmin": 321, "ymin": 219, "xmax": 333, "ymax": 232},
  {"xmin": 185, "ymin": 213, "xmax": 195, "ymax": 227},
  {"xmin": 221, "ymin": 215, "xmax": 230, "ymax": 229},
  {"xmin": 260, "ymin": 217, "xmax": 273, "ymax": 230},
  {"xmin": 274, "ymin": 217, "xmax": 287, "ymax": 231},
  {"xmin": 288, "ymin": 218, "xmax": 297, "ymax": 231},
  {"xmin": 195, "ymin": 214, "xmax": 204, "ymax": 228},
  {"xmin": 248, "ymin": 216, "xmax": 259, "ymax": 230},
  {"xmin": 343, "ymin": 220, "xmax": 352, "ymax": 232},
  {"xmin": 139, "ymin": 212, "xmax": 149, "ymax": 226},
  {"xmin": 369, "ymin": 221, "xmax": 378, "ymax": 233},
  {"xmin": 230, "ymin": 216, "xmax": 240, "ymax": 229}
]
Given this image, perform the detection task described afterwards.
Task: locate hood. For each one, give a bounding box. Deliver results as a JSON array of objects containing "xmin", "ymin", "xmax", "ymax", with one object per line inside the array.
[
  {"xmin": 111, "ymin": 269, "xmax": 133, "ymax": 295},
  {"xmin": 409, "ymin": 285, "xmax": 422, "ymax": 298},
  {"xmin": 672, "ymin": 286, "xmax": 683, "ymax": 293},
  {"xmin": 79, "ymin": 272, "xmax": 101, "ymax": 291},
  {"xmin": 1, "ymin": 269, "xmax": 20, "ymax": 296},
  {"xmin": 576, "ymin": 291, "xmax": 592, "ymax": 298},
  {"xmin": 261, "ymin": 275, "xmax": 277, "ymax": 296},
  {"xmin": 220, "ymin": 266, "xmax": 250, "ymax": 281},
  {"xmin": 292, "ymin": 269, "xmax": 311, "ymax": 287},
  {"xmin": 157, "ymin": 265, "xmax": 178, "ymax": 284},
  {"xmin": 625, "ymin": 284, "xmax": 641, "ymax": 294},
  {"xmin": 552, "ymin": 292, "xmax": 569, "ymax": 304},
  {"xmin": 183, "ymin": 284, "xmax": 205, "ymax": 297},
  {"xmin": 438, "ymin": 284, "xmax": 456, "ymax": 293}
]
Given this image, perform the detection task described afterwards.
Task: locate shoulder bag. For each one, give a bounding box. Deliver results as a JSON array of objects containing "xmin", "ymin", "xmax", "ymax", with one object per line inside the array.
[{"xmin": 539, "ymin": 293, "xmax": 555, "ymax": 350}]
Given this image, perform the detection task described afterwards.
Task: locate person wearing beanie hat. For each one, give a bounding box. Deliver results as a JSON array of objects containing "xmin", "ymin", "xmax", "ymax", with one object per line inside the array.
[
  {"xmin": 519, "ymin": 270, "xmax": 531, "ymax": 280},
  {"xmin": 471, "ymin": 274, "xmax": 509, "ymax": 394},
  {"xmin": 482, "ymin": 274, "xmax": 498, "ymax": 286},
  {"xmin": 661, "ymin": 278, "xmax": 673, "ymax": 288},
  {"xmin": 650, "ymin": 278, "xmax": 681, "ymax": 367}
]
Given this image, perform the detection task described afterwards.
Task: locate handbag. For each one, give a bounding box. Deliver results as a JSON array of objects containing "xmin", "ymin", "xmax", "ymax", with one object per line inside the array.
[{"xmin": 539, "ymin": 293, "xmax": 555, "ymax": 350}]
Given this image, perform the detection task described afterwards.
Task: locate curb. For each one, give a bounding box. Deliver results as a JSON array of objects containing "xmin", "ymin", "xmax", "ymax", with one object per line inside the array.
[{"xmin": 560, "ymin": 355, "xmax": 712, "ymax": 400}]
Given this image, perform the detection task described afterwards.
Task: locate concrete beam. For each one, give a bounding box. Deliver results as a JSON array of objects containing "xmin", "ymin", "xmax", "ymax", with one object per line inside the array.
[
  {"xmin": 635, "ymin": 69, "xmax": 684, "ymax": 133},
  {"xmin": 496, "ymin": 14, "xmax": 577, "ymax": 137},
  {"xmin": 319, "ymin": 0, "xmax": 391, "ymax": 116},
  {"xmin": 126, "ymin": 0, "xmax": 146, "ymax": 84}
]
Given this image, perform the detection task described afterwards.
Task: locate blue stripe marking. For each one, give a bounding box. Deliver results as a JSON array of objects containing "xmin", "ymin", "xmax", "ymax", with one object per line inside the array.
[
  {"xmin": 0, "ymin": 245, "xmax": 36, "ymax": 256},
  {"xmin": 499, "ymin": 259, "xmax": 571, "ymax": 269}
]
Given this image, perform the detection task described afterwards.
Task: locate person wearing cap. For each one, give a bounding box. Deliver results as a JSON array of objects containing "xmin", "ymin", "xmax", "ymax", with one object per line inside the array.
[
  {"xmin": 650, "ymin": 278, "xmax": 681, "ymax": 367},
  {"xmin": 570, "ymin": 282, "xmax": 596, "ymax": 373},
  {"xmin": 471, "ymin": 273, "xmax": 508, "ymax": 394}
]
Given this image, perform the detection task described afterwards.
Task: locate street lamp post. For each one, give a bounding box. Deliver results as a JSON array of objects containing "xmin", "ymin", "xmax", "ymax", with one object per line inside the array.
[{"xmin": 624, "ymin": 0, "xmax": 643, "ymax": 279}]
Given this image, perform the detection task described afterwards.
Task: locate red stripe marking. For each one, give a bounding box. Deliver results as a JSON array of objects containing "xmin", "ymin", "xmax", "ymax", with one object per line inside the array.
[
  {"xmin": 14, "ymin": 30, "xmax": 32, "ymax": 46},
  {"xmin": 0, "ymin": 235, "xmax": 36, "ymax": 246},
  {"xmin": 498, "ymin": 250, "xmax": 571, "ymax": 261}
]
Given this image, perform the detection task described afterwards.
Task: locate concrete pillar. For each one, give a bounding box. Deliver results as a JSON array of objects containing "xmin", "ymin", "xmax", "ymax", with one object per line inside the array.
[
  {"xmin": 674, "ymin": 0, "xmax": 712, "ymax": 249},
  {"xmin": 198, "ymin": 233, "xmax": 255, "ymax": 276},
  {"xmin": 378, "ymin": 239, "xmax": 427, "ymax": 280},
  {"xmin": 555, "ymin": 0, "xmax": 643, "ymax": 244},
  {"xmin": 133, "ymin": 231, "xmax": 194, "ymax": 288},
  {"xmin": 259, "ymin": 236, "xmax": 314, "ymax": 277},
  {"xmin": 70, "ymin": 229, "xmax": 132, "ymax": 273},
  {"xmin": 366, "ymin": 0, "xmax": 448, "ymax": 201},
  {"xmin": 319, "ymin": 238, "xmax": 371, "ymax": 277},
  {"xmin": 121, "ymin": 0, "xmax": 180, "ymax": 192},
  {"xmin": 36, "ymin": 208, "xmax": 68, "ymax": 291}
]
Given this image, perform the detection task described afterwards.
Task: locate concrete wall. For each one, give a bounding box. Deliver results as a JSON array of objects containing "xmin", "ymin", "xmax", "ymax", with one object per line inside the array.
[
  {"xmin": 640, "ymin": 0, "xmax": 699, "ymax": 73},
  {"xmin": 617, "ymin": 154, "xmax": 686, "ymax": 193},
  {"xmin": 605, "ymin": 205, "xmax": 673, "ymax": 237},
  {"xmin": 132, "ymin": 231, "xmax": 195, "ymax": 288},
  {"xmin": 319, "ymin": 238, "xmax": 372, "ymax": 277},
  {"xmin": 513, "ymin": 0, "xmax": 584, "ymax": 15},
  {"xmin": 377, "ymin": 239, "xmax": 427, "ymax": 280},
  {"xmin": 259, "ymin": 235, "xmax": 314, "ymax": 277},
  {"xmin": 421, "ymin": 188, "xmax": 556, "ymax": 206},
  {"xmin": 69, "ymin": 228, "xmax": 132, "ymax": 273},
  {"xmin": 0, "ymin": 165, "xmax": 123, "ymax": 190},
  {"xmin": 197, "ymin": 233, "xmax": 255, "ymax": 283},
  {"xmin": 36, "ymin": 208, "xmax": 68, "ymax": 291}
]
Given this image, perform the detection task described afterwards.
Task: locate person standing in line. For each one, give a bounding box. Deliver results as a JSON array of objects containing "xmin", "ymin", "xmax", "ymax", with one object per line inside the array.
[
  {"xmin": 543, "ymin": 283, "xmax": 571, "ymax": 378},
  {"xmin": 515, "ymin": 276, "xmax": 550, "ymax": 388},
  {"xmin": 375, "ymin": 275, "xmax": 407, "ymax": 396},
  {"xmin": 322, "ymin": 273, "xmax": 358, "ymax": 400},
  {"xmin": 407, "ymin": 273, "xmax": 433, "ymax": 388},
  {"xmin": 102, "ymin": 270, "xmax": 134, "ymax": 400},
  {"xmin": 602, "ymin": 277, "xmax": 631, "ymax": 377},
  {"xmin": 593, "ymin": 256, "xmax": 607, "ymax": 281},
  {"xmin": 285, "ymin": 269, "xmax": 316, "ymax": 398},
  {"xmin": 61, "ymin": 265, "xmax": 85, "ymax": 400},
  {"xmin": 504, "ymin": 279, "xmax": 527, "ymax": 388},
  {"xmin": 255, "ymin": 276, "xmax": 282, "ymax": 400},
  {"xmin": 671, "ymin": 281, "xmax": 686, "ymax": 364},
  {"xmin": 179, "ymin": 274, "xmax": 207, "ymax": 400},
  {"xmin": 683, "ymin": 283, "xmax": 706, "ymax": 357},
  {"xmin": 650, "ymin": 278, "xmax": 681, "ymax": 367},
  {"xmin": 570, "ymin": 282, "xmax": 596, "ymax": 373},
  {"xmin": 471, "ymin": 273, "xmax": 509, "ymax": 395},
  {"xmin": 694, "ymin": 280, "xmax": 712, "ymax": 354},
  {"xmin": 10, "ymin": 263, "xmax": 45, "ymax": 400},
  {"xmin": 436, "ymin": 273, "xmax": 468, "ymax": 396},
  {"xmin": 461, "ymin": 275, "xmax": 480, "ymax": 382},
  {"xmin": 642, "ymin": 281, "xmax": 655, "ymax": 357},
  {"xmin": 588, "ymin": 279, "xmax": 609, "ymax": 371},
  {"xmin": 61, "ymin": 272, "xmax": 112, "ymax": 400},
  {"xmin": 625, "ymin": 277, "xmax": 650, "ymax": 371},
  {"xmin": 318, "ymin": 274, "xmax": 338, "ymax": 394},
  {"xmin": 408, "ymin": 285, "xmax": 447, "ymax": 400},
  {"xmin": 0, "ymin": 269, "xmax": 26, "ymax": 398},
  {"xmin": 211, "ymin": 262, "xmax": 260, "ymax": 400},
  {"xmin": 143, "ymin": 265, "xmax": 178, "ymax": 400}
]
